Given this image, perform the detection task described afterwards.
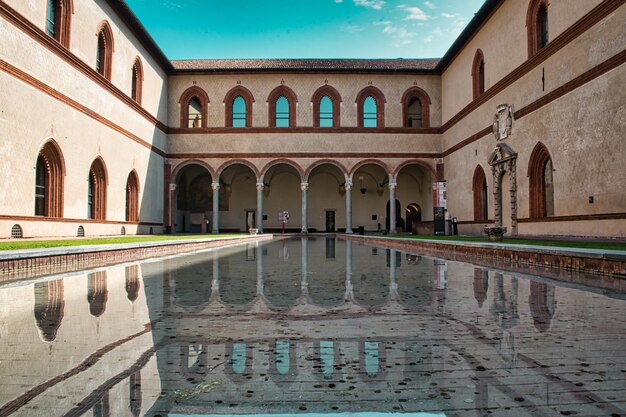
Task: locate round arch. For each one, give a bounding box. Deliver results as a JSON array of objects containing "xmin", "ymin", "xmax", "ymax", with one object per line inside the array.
[
  {"xmin": 349, "ymin": 159, "xmax": 390, "ymax": 176},
  {"xmin": 216, "ymin": 159, "xmax": 260, "ymax": 178},
  {"xmin": 304, "ymin": 159, "xmax": 348, "ymax": 181},
  {"xmin": 224, "ymin": 85, "xmax": 255, "ymax": 128},
  {"xmin": 172, "ymin": 159, "xmax": 216, "ymax": 181},
  {"xmin": 267, "ymin": 85, "xmax": 298, "ymax": 127},
  {"xmin": 392, "ymin": 160, "xmax": 436, "ymax": 178},
  {"xmin": 260, "ymin": 159, "xmax": 305, "ymax": 178}
]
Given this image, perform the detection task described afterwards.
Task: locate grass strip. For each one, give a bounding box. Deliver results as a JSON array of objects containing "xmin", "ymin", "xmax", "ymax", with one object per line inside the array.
[
  {"xmin": 384, "ymin": 234, "xmax": 626, "ymax": 251},
  {"xmin": 0, "ymin": 234, "xmax": 243, "ymax": 251}
]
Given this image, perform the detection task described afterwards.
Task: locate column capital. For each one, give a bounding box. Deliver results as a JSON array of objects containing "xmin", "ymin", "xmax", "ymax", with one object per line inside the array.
[
  {"xmin": 300, "ymin": 181, "xmax": 309, "ymax": 192},
  {"xmin": 388, "ymin": 179, "xmax": 397, "ymax": 190},
  {"xmin": 256, "ymin": 182, "xmax": 265, "ymax": 191},
  {"xmin": 344, "ymin": 177, "xmax": 353, "ymax": 190},
  {"xmin": 211, "ymin": 181, "xmax": 220, "ymax": 191}
]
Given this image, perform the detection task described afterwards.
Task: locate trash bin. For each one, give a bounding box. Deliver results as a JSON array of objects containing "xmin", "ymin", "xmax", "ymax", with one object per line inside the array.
[
  {"xmin": 452, "ymin": 217, "xmax": 458, "ymax": 235},
  {"xmin": 358, "ymin": 226, "xmax": 365, "ymax": 235}
]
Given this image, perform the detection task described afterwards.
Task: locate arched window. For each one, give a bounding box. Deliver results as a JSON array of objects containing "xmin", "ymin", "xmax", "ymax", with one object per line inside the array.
[
  {"xmin": 95, "ymin": 21, "xmax": 114, "ymax": 81},
  {"xmin": 232, "ymin": 96, "xmax": 246, "ymax": 127},
  {"xmin": 131, "ymin": 57, "xmax": 143, "ymax": 105},
  {"xmin": 527, "ymin": 0, "xmax": 549, "ymax": 57},
  {"xmin": 224, "ymin": 85, "xmax": 254, "ymax": 128},
  {"xmin": 312, "ymin": 85, "xmax": 342, "ymax": 127},
  {"xmin": 472, "ymin": 166, "xmax": 488, "ymax": 221},
  {"xmin": 472, "ymin": 49, "xmax": 485, "ymax": 100},
  {"xmin": 356, "ymin": 86, "xmax": 385, "ymax": 128},
  {"xmin": 125, "ymin": 171, "xmax": 139, "ymax": 222},
  {"xmin": 87, "ymin": 272, "xmax": 108, "ymax": 317},
  {"xmin": 35, "ymin": 140, "xmax": 65, "ymax": 218},
  {"xmin": 178, "ymin": 86, "xmax": 209, "ymax": 128},
  {"xmin": 528, "ymin": 142, "xmax": 555, "ymax": 218},
  {"xmin": 46, "ymin": 0, "xmax": 73, "ymax": 48},
  {"xmin": 88, "ymin": 158, "xmax": 107, "ymax": 220},
  {"xmin": 267, "ymin": 85, "xmax": 297, "ymax": 127},
  {"xmin": 401, "ymin": 87, "xmax": 431, "ymax": 128},
  {"xmin": 320, "ymin": 96, "xmax": 333, "ymax": 127}
]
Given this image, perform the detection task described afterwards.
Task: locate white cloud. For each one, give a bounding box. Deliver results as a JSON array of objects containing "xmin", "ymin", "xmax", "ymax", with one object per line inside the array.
[
  {"xmin": 377, "ymin": 21, "xmax": 418, "ymax": 46},
  {"xmin": 341, "ymin": 24, "xmax": 365, "ymax": 33},
  {"xmin": 399, "ymin": 5, "xmax": 429, "ymax": 21},
  {"xmin": 449, "ymin": 17, "xmax": 467, "ymax": 35},
  {"xmin": 441, "ymin": 12, "xmax": 460, "ymax": 18},
  {"xmin": 335, "ymin": 0, "xmax": 343, "ymax": 3},
  {"xmin": 354, "ymin": 0, "xmax": 386, "ymax": 10},
  {"xmin": 423, "ymin": 1, "xmax": 435, "ymax": 9}
]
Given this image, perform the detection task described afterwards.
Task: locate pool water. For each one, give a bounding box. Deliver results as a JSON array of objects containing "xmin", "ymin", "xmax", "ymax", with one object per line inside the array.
[{"xmin": 0, "ymin": 237, "xmax": 625, "ymax": 416}]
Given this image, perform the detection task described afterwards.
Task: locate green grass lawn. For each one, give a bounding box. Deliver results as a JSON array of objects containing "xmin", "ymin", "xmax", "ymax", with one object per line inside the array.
[
  {"xmin": 0, "ymin": 234, "xmax": 244, "ymax": 251},
  {"xmin": 385, "ymin": 234, "xmax": 626, "ymax": 251}
]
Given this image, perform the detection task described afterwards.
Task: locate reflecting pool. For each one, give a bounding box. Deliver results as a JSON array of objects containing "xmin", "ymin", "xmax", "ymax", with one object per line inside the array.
[{"xmin": 1, "ymin": 237, "xmax": 626, "ymax": 416}]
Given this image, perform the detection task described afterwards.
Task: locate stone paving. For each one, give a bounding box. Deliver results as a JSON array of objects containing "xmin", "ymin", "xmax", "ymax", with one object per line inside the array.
[{"xmin": 0, "ymin": 237, "xmax": 625, "ymax": 416}]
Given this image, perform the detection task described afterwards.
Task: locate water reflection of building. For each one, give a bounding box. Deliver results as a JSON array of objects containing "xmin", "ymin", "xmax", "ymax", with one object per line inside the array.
[{"xmin": 0, "ymin": 264, "xmax": 161, "ymax": 417}]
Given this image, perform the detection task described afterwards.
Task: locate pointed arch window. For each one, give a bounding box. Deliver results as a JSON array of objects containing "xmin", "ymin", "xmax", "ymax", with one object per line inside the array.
[
  {"xmin": 527, "ymin": 0, "xmax": 549, "ymax": 57},
  {"xmin": 472, "ymin": 49, "xmax": 485, "ymax": 100},
  {"xmin": 401, "ymin": 87, "xmax": 431, "ymax": 128},
  {"xmin": 126, "ymin": 171, "xmax": 139, "ymax": 222},
  {"xmin": 472, "ymin": 166, "xmax": 488, "ymax": 221},
  {"xmin": 131, "ymin": 57, "xmax": 143, "ymax": 105},
  {"xmin": 224, "ymin": 86, "xmax": 254, "ymax": 128},
  {"xmin": 35, "ymin": 141, "xmax": 64, "ymax": 217},
  {"xmin": 96, "ymin": 21, "xmax": 114, "ymax": 81},
  {"xmin": 88, "ymin": 158, "xmax": 107, "ymax": 220},
  {"xmin": 46, "ymin": 0, "xmax": 73, "ymax": 48},
  {"xmin": 312, "ymin": 85, "xmax": 342, "ymax": 127},
  {"xmin": 356, "ymin": 86, "xmax": 385, "ymax": 128},
  {"xmin": 528, "ymin": 142, "xmax": 555, "ymax": 218},
  {"xmin": 179, "ymin": 86, "xmax": 209, "ymax": 128},
  {"xmin": 267, "ymin": 85, "xmax": 297, "ymax": 127}
]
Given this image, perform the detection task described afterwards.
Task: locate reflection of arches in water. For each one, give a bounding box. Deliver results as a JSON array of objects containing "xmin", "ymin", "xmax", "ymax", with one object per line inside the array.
[
  {"xmin": 529, "ymin": 281, "xmax": 556, "ymax": 332},
  {"xmin": 170, "ymin": 262, "xmax": 212, "ymax": 309},
  {"xmin": 88, "ymin": 272, "xmax": 108, "ymax": 317},
  {"xmin": 318, "ymin": 340, "xmax": 336, "ymax": 380},
  {"xmin": 473, "ymin": 268, "xmax": 489, "ymax": 308},
  {"xmin": 270, "ymin": 339, "xmax": 298, "ymax": 383},
  {"xmin": 180, "ymin": 344, "xmax": 208, "ymax": 380},
  {"xmin": 491, "ymin": 273, "xmax": 519, "ymax": 329},
  {"xmin": 129, "ymin": 371, "xmax": 142, "ymax": 417},
  {"xmin": 360, "ymin": 341, "xmax": 386, "ymax": 380},
  {"xmin": 34, "ymin": 280, "xmax": 64, "ymax": 342},
  {"xmin": 226, "ymin": 342, "xmax": 252, "ymax": 382},
  {"xmin": 125, "ymin": 265, "xmax": 140, "ymax": 302},
  {"xmin": 405, "ymin": 203, "xmax": 422, "ymax": 232}
]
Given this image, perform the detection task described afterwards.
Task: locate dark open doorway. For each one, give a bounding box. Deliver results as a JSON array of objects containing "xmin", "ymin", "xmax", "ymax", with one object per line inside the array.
[
  {"xmin": 405, "ymin": 203, "xmax": 422, "ymax": 232},
  {"xmin": 325, "ymin": 210, "xmax": 335, "ymax": 232}
]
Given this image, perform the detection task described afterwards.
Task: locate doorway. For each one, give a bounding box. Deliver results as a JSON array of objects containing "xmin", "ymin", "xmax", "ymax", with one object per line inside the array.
[
  {"xmin": 405, "ymin": 203, "xmax": 422, "ymax": 232},
  {"xmin": 245, "ymin": 210, "xmax": 256, "ymax": 230},
  {"xmin": 325, "ymin": 210, "xmax": 335, "ymax": 232}
]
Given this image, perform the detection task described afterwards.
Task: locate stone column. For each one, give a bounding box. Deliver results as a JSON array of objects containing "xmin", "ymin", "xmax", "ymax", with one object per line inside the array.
[
  {"xmin": 300, "ymin": 181, "xmax": 309, "ymax": 233},
  {"xmin": 256, "ymin": 180, "xmax": 264, "ymax": 233},
  {"xmin": 344, "ymin": 176, "xmax": 353, "ymax": 234},
  {"xmin": 211, "ymin": 181, "xmax": 220, "ymax": 233},
  {"xmin": 388, "ymin": 176, "xmax": 397, "ymax": 234}
]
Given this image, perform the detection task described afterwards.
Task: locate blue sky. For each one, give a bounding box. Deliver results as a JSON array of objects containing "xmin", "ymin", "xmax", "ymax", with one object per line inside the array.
[{"xmin": 125, "ymin": 0, "xmax": 486, "ymax": 60}]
